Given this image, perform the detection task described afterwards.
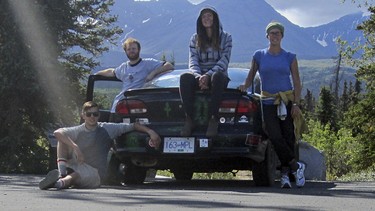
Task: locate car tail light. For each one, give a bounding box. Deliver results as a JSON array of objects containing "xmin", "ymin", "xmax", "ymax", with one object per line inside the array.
[
  {"xmin": 238, "ymin": 99, "xmax": 258, "ymax": 113},
  {"xmin": 116, "ymin": 100, "xmax": 147, "ymax": 115},
  {"xmin": 219, "ymin": 99, "xmax": 258, "ymax": 114}
]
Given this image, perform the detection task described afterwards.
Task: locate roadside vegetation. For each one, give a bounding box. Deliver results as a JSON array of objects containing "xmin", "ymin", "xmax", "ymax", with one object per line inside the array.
[{"xmin": 0, "ymin": 0, "xmax": 374, "ymax": 182}]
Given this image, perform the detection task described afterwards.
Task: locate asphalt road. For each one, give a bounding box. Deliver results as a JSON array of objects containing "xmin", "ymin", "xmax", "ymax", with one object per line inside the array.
[{"xmin": 1, "ymin": 174, "xmax": 374, "ymax": 211}]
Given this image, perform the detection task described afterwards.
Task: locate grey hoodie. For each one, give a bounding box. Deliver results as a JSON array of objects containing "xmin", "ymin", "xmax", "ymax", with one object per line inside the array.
[{"xmin": 189, "ymin": 6, "xmax": 232, "ymax": 77}]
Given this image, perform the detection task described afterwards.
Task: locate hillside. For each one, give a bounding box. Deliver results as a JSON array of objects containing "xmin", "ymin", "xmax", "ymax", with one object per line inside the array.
[
  {"xmin": 98, "ymin": 0, "xmax": 367, "ymax": 66},
  {"xmin": 230, "ymin": 59, "xmax": 356, "ymax": 98}
]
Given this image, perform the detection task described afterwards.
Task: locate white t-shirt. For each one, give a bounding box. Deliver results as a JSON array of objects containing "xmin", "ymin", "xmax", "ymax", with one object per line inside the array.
[{"xmin": 111, "ymin": 58, "xmax": 164, "ymax": 112}]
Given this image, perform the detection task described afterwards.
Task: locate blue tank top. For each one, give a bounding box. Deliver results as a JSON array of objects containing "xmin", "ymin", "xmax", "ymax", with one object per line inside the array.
[{"xmin": 253, "ymin": 48, "xmax": 296, "ymax": 104}]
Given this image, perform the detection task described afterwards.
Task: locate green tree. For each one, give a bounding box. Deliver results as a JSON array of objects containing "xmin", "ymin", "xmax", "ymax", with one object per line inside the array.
[
  {"xmin": 340, "ymin": 81, "xmax": 350, "ymax": 113},
  {"xmin": 302, "ymin": 120, "xmax": 338, "ymax": 178},
  {"xmin": 315, "ymin": 87, "xmax": 337, "ymax": 130},
  {"xmin": 340, "ymin": 3, "xmax": 375, "ymax": 170},
  {"xmin": 303, "ymin": 88, "xmax": 315, "ymax": 116},
  {"xmin": 0, "ymin": 0, "xmax": 122, "ymax": 173}
]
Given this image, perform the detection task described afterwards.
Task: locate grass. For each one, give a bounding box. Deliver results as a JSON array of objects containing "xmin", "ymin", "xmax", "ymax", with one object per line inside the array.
[
  {"xmin": 158, "ymin": 168, "xmax": 375, "ymax": 182},
  {"xmin": 336, "ymin": 166, "xmax": 375, "ymax": 182},
  {"xmin": 157, "ymin": 170, "xmax": 252, "ymax": 180}
]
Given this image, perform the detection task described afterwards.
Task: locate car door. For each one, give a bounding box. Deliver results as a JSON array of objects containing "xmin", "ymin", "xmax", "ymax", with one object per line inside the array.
[{"xmin": 86, "ymin": 75, "xmax": 122, "ymax": 122}]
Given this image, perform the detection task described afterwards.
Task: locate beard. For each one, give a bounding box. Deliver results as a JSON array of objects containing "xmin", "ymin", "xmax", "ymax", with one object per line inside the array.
[{"xmin": 126, "ymin": 51, "xmax": 140, "ymax": 61}]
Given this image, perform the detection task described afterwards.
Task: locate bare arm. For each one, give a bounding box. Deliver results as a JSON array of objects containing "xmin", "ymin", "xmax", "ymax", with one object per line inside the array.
[
  {"xmin": 290, "ymin": 57, "xmax": 302, "ymax": 118},
  {"xmin": 145, "ymin": 62, "xmax": 174, "ymax": 82},
  {"xmin": 134, "ymin": 122, "xmax": 161, "ymax": 149},
  {"xmin": 54, "ymin": 128, "xmax": 84, "ymax": 163},
  {"xmin": 239, "ymin": 59, "xmax": 258, "ymax": 92},
  {"xmin": 290, "ymin": 58, "xmax": 301, "ymax": 103},
  {"xmin": 95, "ymin": 68, "xmax": 115, "ymax": 77}
]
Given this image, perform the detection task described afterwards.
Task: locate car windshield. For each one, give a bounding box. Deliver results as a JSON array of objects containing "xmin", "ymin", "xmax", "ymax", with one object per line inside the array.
[{"xmin": 144, "ymin": 68, "xmax": 251, "ymax": 89}]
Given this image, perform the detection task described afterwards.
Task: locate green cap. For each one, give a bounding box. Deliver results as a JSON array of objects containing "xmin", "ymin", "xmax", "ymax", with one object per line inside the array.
[{"xmin": 266, "ymin": 21, "xmax": 284, "ymax": 35}]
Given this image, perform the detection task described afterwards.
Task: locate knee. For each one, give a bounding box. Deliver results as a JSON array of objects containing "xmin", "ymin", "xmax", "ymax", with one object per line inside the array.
[
  {"xmin": 180, "ymin": 72, "xmax": 195, "ymax": 82},
  {"xmin": 57, "ymin": 142, "xmax": 70, "ymax": 158},
  {"xmin": 211, "ymin": 71, "xmax": 228, "ymax": 88},
  {"xmin": 212, "ymin": 71, "xmax": 224, "ymax": 79}
]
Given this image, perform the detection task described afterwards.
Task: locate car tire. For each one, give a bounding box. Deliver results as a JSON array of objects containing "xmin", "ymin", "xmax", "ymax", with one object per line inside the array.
[
  {"xmin": 173, "ymin": 169, "xmax": 194, "ymax": 181},
  {"xmin": 122, "ymin": 162, "xmax": 147, "ymax": 185},
  {"xmin": 252, "ymin": 139, "xmax": 276, "ymax": 186},
  {"xmin": 104, "ymin": 150, "xmax": 123, "ymax": 186}
]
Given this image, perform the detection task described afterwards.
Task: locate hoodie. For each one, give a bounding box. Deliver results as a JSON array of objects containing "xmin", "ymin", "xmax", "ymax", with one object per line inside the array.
[{"xmin": 188, "ymin": 6, "xmax": 232, "ymax": 77}]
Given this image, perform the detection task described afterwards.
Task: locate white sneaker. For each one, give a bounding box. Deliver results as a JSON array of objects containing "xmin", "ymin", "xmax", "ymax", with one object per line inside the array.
[
  {"xmin": 280, "ymin": 174, "xmax": 291, "ymax": 188},
  {"xmin": 293, "ymin": 162, "xmax": 306, "ymax": 188},
  {"xmin": 39, "ymin": 169, "xmax": 60, "ymax": 190}
]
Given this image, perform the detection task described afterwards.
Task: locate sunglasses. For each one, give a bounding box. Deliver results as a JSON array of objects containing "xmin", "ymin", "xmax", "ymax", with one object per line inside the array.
[
  {"xmin": 85, "ymin": 111, "xmax": 99, "ymax": 117},
  {"xmin": 269, "ymin": 31, "xmax": 281, "ymax": 36}
]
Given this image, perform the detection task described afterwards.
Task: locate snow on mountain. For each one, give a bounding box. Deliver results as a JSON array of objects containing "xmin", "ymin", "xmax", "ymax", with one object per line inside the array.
[{"xmin": 99, "ymin": 0, "xmax": 367, "ymax": 66}]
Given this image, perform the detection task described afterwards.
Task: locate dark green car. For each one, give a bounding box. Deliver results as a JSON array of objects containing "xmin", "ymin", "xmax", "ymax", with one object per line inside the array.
[{"xmin": 86, "ymin": 68, "xmax": 277, "ymax": 186}]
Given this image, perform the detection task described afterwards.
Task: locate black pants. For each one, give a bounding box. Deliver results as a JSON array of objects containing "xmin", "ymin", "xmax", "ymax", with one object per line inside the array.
[
  {"xmin": 262, "ymin": 102, "xmax": 296, "ymax": 168},
  {"xmin": 179, "ymin": 71, "xmax": 229, "ymax": 118}
]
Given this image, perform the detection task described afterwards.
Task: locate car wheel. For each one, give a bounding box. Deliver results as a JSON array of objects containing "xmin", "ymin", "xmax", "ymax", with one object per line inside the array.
[
  {"xmin": 252, "ymin": 139, "xmax": 276, "ymax": 186},
  {"xmin": 173, "ymin": 169, "xmax": 194, "ymax": 181},
  {"xmin": 104, "ymin": 150, "xmax": 123, "ymax": 185},
  {"xmin": 122, "ymin": 162, "xmax": 147, "ymax": 185}
]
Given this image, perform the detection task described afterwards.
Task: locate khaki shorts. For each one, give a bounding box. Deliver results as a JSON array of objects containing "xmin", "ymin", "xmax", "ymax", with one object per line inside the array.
[{"xmin": 67, "ymin": 158, "xmax": 101, "ymax": 189}]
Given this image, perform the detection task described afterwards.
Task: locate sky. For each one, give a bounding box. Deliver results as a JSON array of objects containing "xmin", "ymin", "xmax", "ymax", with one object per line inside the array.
[{"xmin": 188, "ymin": 0, "xmax": 368, "ymax": 27}]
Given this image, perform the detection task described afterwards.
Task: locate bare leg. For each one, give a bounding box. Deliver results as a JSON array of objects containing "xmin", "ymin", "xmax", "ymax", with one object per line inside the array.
[
  {"xmin": 59, "ymin": 172, "xmax": 80, "ymax": 188},
  {"xmin": 57, "ymin": 142, "xmax": 70, "ymax": 176}
]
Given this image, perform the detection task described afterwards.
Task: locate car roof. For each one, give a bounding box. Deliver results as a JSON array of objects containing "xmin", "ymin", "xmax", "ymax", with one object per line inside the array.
[{"xmin": 144, "ymin": 68, "xmax": 251, "ymax": 89}]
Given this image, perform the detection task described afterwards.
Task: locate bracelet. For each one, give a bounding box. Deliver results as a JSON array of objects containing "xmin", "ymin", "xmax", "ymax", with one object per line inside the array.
[{"xmin": 292, "ymin": 103, "xmax": 299, "ymax": 106}]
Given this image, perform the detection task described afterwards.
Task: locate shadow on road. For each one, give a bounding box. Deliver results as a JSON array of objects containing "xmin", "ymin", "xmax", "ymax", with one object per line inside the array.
[{"xmin": 1, "ymin": 174, "xmax": 374, "ymax": 200}]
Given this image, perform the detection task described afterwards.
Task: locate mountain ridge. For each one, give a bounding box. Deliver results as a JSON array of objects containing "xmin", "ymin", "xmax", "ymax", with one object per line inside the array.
[{"xmin": 98, "ymin": 0, "xmax": 367, "ymax": 66}]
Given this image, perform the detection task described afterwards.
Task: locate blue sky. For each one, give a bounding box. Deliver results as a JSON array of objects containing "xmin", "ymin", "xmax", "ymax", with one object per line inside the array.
[{"xmin": 188, "ymin": 0, "xmax": 367, "ymax": 27}]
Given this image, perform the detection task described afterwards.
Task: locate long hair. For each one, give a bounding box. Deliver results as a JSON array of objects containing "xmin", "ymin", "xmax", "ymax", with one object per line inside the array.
[{"xmin": 196, "ymin": 10, "xmax": 221, "ymax": 51}]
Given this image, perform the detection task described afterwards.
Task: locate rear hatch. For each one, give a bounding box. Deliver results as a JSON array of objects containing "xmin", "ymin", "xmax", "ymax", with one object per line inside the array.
[{"xmin": 114, "ymin": 87, "xmax": 260, "ymax": 136}]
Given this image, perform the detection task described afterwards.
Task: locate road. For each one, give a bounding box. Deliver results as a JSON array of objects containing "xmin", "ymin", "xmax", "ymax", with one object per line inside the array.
[{"xmin": 1, "ymin": 174, "xmax": 374, "ymax": 211}]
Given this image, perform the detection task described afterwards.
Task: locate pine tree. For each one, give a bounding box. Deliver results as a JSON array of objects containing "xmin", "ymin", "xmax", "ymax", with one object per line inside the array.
[
  {"xmin": 340, "ymin": 81, "xmax": 349, "ymax": 114},
  {"xmin": 304, "ymin": 89, "xmax": 314, "ymax": 112},
  {"xmin": 315, "ymin": 87, "xmax": 337, "ymax": 130},
  {"xmin": 0, "ymin": 0, "xmax": 122, "ymax": 173},
  {"xmin": 340, "ymin": 3, "xmax": 375, "ymax": 170}
]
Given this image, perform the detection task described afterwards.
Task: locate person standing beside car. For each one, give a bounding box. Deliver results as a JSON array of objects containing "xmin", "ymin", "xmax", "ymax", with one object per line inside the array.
[
  {"xmin": 239, "ymin": 21, "xmax": 306, "ymax": 188},
  {"xmin": 95, "ymin": 37, "xmax": 174, "ymax": 114},
  {"xmin": 39, "ymin": 101, "xmax": 161, "ymax": 190},
  {"xmin": 179, "ymin": 6, "xmax": 232, "ymax": 137}
]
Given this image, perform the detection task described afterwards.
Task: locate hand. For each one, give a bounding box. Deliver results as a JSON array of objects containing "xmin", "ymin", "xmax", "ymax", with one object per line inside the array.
[
  {"xmin": 73, "ymin": 145, "xmax": 85, "ymax": 164},
  {"xmin": 199, "ymin": 75, "xmax": 209, "ymax": 90},
  {"xmin": 147, "ymin": 130, "xmax": 161, "ymax": 149},
  {"xmin": 238, "ymin": 84, "xmax": 248, "ymax": 92},
  {"xmin": 291, "ymin": 104, "xmax": 301, "ymax": 119}
]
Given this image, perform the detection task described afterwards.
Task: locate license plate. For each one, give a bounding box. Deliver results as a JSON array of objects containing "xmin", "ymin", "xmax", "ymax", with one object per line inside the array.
[{"xmin": 163, "ymin": 137, "xmax": 195, "ymax": 153}]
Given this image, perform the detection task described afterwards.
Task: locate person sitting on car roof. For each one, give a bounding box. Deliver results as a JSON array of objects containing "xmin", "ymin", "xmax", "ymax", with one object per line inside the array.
[
  {"xmin": 39, "ymin": 101, "xmax": 161, "ymax": 190},
  {"xmin": 95, "ymin": 38, "xmax": 174, "ymax": 115},
  {"xmin": 179, "ymin": 6, "xmax": 232, "ymax": 137}
]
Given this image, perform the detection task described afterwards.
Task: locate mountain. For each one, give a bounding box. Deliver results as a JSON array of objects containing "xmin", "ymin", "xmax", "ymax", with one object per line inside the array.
[
  {"xmin": 304, "ymin": 12, "xmax": 367, "ymax": 56},
  {"xmin": 98, "ymin": 0, "xmax": 367, "ymax": 67}
]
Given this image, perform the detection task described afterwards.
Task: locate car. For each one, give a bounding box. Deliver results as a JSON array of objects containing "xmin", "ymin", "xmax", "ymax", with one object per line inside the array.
[{"xmin": 86, "ymin": 68, "xmax": 277, "ymax": 186}]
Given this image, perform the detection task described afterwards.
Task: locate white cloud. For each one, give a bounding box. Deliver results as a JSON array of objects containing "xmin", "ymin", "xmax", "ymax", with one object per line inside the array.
[
  {"xmin": 188, "ymin": 0, "xmax": 204, "ymax": 5},
  {"xmin": 188, "ymin": 0, "xmax": 367, "ymax": 27},
  {"xmin": 264, "ymin": 0, "xmax": 366, "ymax": 27}
]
